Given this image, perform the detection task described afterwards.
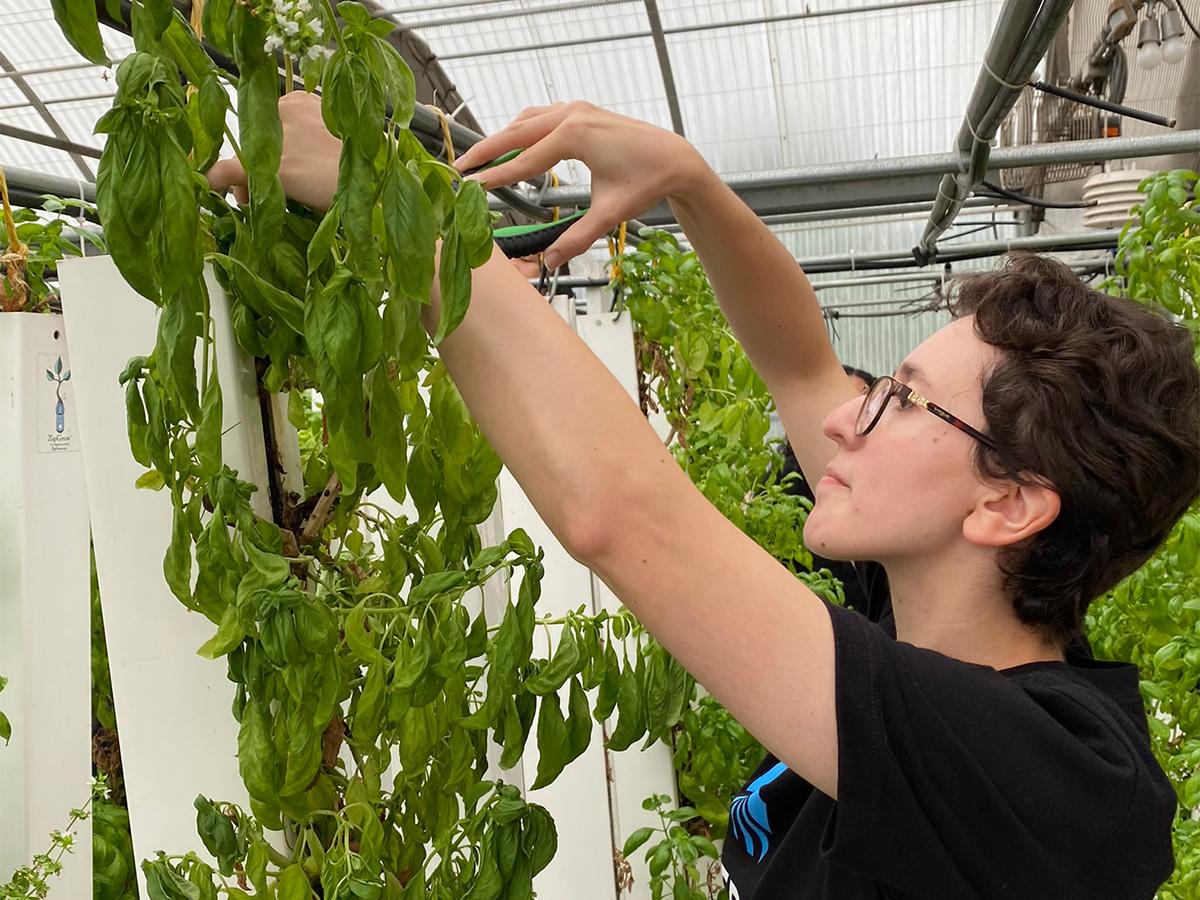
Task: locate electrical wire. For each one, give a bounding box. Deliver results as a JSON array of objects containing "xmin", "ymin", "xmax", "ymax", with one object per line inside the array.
[
  {"xmin": 977, "ymin": 180, "xmax": 1093, "ymax": 210},
  {"xmin": 1178, "ymin": 0, "xmax": 1200, "ymax": 38}
]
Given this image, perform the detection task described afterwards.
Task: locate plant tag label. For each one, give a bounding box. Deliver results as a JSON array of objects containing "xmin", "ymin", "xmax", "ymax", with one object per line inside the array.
[{"xmin": 37, "ymin": 352, "xmax": 78, "ymax": 454}]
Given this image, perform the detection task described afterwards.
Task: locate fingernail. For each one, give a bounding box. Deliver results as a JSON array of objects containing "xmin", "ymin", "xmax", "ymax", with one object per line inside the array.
[
  {"xmin": 464, "ymin": 172, "xmax": 485, "ymax": 183},
  {"xmin": 544, "ymin": 252, "xmax": 562, "ymax": 270}
]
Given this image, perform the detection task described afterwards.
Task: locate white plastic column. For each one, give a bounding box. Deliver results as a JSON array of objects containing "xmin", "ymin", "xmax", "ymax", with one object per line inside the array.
[
  {"xmin": 59, "ymin": 257, "xmax": 273, "ymax": 894},
  {"xmin": 576, "ymin": 300, "xmax": 679, "ymax": 900},
  {"xmin": 0, "ymin": 312, "xmax": 92, "ymax": 897}
]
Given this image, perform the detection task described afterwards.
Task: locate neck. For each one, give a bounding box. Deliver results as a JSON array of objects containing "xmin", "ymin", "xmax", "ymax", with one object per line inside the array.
[{"xmin": 881, "ymin": 551, "xmax": 1065, "ymax": 670}]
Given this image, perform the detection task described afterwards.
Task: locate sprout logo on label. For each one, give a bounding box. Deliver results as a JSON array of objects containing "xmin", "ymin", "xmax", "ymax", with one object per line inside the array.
[
  {"xmin": 37, "ymin": 353, "xmax": 77, "ymax": 453},
  {"xmin": 46, "ymin": 356, "xmax": 71, "ymax": 433}
]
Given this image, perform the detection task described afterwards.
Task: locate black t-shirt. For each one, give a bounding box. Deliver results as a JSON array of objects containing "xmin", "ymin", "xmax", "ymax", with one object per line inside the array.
[{"xmin": 720, "ymin": 562, "xmax": 1177, "ymax": 899}]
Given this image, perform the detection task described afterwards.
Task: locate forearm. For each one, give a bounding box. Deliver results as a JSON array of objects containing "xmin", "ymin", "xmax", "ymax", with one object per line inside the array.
[
  {"xmin": 427, "ymin": 246, "xmax": 672, "ymax": 558},
  {"xmin": 667, "ymin": 165, "xmax": 843, "ymax": 389}
]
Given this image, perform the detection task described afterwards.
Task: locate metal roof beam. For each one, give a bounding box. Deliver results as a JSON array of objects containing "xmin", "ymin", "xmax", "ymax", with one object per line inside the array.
[
  {"xmin": 491, "ymin": 130, "xmax": 1200, "ymax": 224},
  {"xmin": 0, "ymin": 49, "xmax": 96, "ymax": 180},
  {"xmin": 0, "ymin": 123, "xmax": 101, "ymax": 160},
  {"xmin": 440, "ymin": 0, "xmax": 966, "ymax": 61},
  {"xmin": 642, "ymin": 0, "xmax": 684, "ymax": 137},
  {"xmin": 393, "ymin": 0, "xmax": 635, "ymax": 30}
]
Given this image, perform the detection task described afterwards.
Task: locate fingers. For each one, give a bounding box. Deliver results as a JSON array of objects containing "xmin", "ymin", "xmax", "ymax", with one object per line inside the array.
[
  {"xmin": 464, "ymin": 132, "xmax": 568, "ymax": 191},
  {"xmin": 543, "ymin": 206, "xmax": 620, "ymax": 270},
  {"xmin": 512, "ymin": 102, "xmax": 566, "ymax": 123},
  {"xmin": 454, "ymin": 106, "xmax": 569, "ymax": 173},
  {"xmin": 206, "ymin": 157, "xmax": 248, "ymax": 202}
]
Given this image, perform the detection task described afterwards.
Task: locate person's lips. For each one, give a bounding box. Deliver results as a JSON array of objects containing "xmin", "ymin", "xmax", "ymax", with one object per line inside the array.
[{"xmin": 818, "ymin": 467, "xmax": 849, "ymax": 489}]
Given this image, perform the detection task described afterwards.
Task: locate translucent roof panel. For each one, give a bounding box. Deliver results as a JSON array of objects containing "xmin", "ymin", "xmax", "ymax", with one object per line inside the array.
[
  {"xmin": 0, "ymin": 0, "xmax": 131, "ymax": 181},
  {"xmin": 400, "ymin": 0, "xmax": 1005, "ymax": 181},
  {"xmin": 2, "ymin": 0, "xmax": 1012, "ymax": 261}
]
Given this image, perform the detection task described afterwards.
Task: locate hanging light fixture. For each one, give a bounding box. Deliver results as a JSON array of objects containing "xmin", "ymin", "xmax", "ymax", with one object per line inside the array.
[
  {"xmin": 1160, "ymin": 5, "xmax": 1189, "ymax": 63},
  {"xmin": 1137, "ymin": 6, "xmax": 1164, "ymax": 69}
]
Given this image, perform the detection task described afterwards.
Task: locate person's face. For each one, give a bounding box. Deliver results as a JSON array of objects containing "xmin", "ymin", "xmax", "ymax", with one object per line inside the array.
[{"xmin": 804, "ymin": 316, "xmax": 1001, "ymax": 563}]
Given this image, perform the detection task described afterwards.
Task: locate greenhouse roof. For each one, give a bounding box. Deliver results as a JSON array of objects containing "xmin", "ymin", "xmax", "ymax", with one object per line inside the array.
[{"xmin": 1, "ymin": 0, "xmax": 1003, "ymax": 191}]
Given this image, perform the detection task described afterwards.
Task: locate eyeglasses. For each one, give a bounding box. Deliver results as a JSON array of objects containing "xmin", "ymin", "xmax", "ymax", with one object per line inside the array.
[{"xmin": 856, "ymin": 375, "xmax": 997, "ymax": 451}]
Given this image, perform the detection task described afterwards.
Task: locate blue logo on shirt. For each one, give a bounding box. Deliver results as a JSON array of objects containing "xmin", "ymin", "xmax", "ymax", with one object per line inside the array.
[{"xmin": 730, "ymin": 762, "xmax": 788, "ymax": 862}]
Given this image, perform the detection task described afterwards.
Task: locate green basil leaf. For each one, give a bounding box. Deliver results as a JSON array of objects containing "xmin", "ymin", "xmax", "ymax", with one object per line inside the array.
[
  {"xmin": 195, "ymin": 368, "xmax": 223, "ymax": 477},
  {"xmin": 353, "ymin": 661, "xmax": 388, "ymax": 748},
  {"xmin": 435, "ymin": 227, "xmax": 471, "ymax": 344},
  {"xmin": 565, "ymin": 675, "xmax": 592, "ymax": 763},
  {"xmin": 344, "ymin": 602, "xmax": 380, "ymax": 664},
  {"xmin": 308, "ymin": 202, "xmax": 342, "ymax": 274},
  {"xmin": 381, "ymin": 163, "xmax": 435, "ymax": 302},
  {"xmin": 51, "ymin": 0, "xmax": 110, "ymax": 64},
  {"xmin": 234, "ymin": 11, "xmax": 284, "ymax": 251},
  {"xmin": 237, "ymin": 701, "xmax": 281, "ymax": 803},
  {"xmin": 163, "ymin": 501, "xmax": 194, "ymax": 607},
  {"xmin": 125, "ymin": 378, "xmax": 151, "ymax": 467},
  {"xmin": 525, "ymin": 804, "xmax": 558, "ymax": 877},
  {"xmin": 193, "ymin": 796, "xmax": 239, "ymax": 877},
  {"xmin": 277, "ymin": 864, "xmax": 312, "ymax": 900},
  {"xmin": 606, "ymin": 659, "xmax": 645, "ymax": 752},
  {"xmin": 530, "ymin": 691, "xmax": 570, "ymax": 790},
  {"xmin": 241, "ymin": 532, "xmax": 290, "ymax": 587},
  {"xmin": 524, "ymin": 628, "xmax": 580, "ymax": 696},
  {"xmin": 197, "ymin": 604, "xmax": 244, "ymax": 660},
  {"xmin": 189, "ymin": 74, "xmax": 228, "ymax": 174},
  {"xmin": 211, "ymin": 254, "xmax": 306, "ymax": 336},
  {"xmin": 282, "ymin": 702, "xmax": 323, "ymax": 796},
  {"xmin": 455, "ymin": 180, "xmax": 494, "ymax": 268}
]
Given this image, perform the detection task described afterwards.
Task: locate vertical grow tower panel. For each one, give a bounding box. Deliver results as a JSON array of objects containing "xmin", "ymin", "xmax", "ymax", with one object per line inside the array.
[
  {"xmin": 0, "ymin": 312, "xmax": 92, "ymax": 897},
  {"xmin": 58, "ymin": 256, "xmax": 273, "ymax": 891}
]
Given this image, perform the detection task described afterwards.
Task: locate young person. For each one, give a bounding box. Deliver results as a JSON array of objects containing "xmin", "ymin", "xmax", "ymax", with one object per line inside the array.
[{"xmin": 209, "ymin": 96, "xmax": 1198, "ymax": 898}]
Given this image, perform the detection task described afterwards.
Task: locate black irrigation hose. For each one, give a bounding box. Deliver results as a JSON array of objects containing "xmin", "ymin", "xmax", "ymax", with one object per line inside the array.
[
  {"xmin": 8, "ymin": 188, "xmax": 100, "ymax": 223},
  {"xmin": 977, "ymin": 180, "xmax": 1094, "ymax": 210},
  {"xmin": 1029, "ymin": 80, "xmax": 1177, "ymax": 129}
]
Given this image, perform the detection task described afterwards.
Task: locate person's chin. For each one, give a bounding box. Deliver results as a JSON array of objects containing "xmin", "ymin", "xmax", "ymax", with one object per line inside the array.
[{"xmin": 802, "ymin": 508, "xmax": 854, "ymax": 560}]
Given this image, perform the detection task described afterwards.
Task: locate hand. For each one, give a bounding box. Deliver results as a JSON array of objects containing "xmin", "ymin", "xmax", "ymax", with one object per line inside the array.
[
  {"xmin": 206, "ymin": 92, "xmax": 342, "ymax": 212},
  {"xmin": 453, "ymin": 101, "xmax": 707, "ymax": 269}
]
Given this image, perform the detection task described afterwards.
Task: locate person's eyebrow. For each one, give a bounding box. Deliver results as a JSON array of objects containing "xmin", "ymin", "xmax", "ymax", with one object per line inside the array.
[{"xmin": 895, "ymin": 361, "xmax": 929, "ymax": 386}]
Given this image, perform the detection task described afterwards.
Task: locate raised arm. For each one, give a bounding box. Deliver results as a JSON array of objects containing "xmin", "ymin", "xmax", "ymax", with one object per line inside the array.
[
  {"xmin": 210, "ymin": 95, "xmax": 843, "ymax": 796},
  {"xmin": 454, "ymin": 101, "xmax": 862, "ymax": 486}
]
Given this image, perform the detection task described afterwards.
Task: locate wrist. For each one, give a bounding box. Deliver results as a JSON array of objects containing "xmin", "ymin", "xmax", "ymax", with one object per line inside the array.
[{"xmin": 664, "ymin": 146, "xmax": 720, "ymax": 212}]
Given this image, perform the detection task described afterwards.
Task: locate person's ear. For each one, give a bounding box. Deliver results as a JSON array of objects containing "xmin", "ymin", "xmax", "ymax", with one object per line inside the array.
[{"xmin": 962, "ymin": 478, "xmax": 1060, "ymax": 548}]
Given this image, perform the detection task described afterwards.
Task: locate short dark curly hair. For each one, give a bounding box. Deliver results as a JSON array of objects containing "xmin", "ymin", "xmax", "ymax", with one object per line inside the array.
[{"xmin": 950, "ymin": 254, "xmax": 1200, "ymax": 647}]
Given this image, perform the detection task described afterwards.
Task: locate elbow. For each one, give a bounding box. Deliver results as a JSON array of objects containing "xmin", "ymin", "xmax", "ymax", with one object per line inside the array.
[{"xmin": 557, "ymin": 494, "xmax": 617, "ymax": 567}]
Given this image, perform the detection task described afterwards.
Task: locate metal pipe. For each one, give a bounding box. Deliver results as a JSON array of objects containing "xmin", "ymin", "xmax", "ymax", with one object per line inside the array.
[
  {"xmin": 516, "ymin": 130, "xmax": 1200, "ymax": 212},
  {"xmin": 918, "ymin": 0, "xmax": 1075, "ymax": 261},
  {"xmin": 6, "ymin": 188, "xmax": 98, "ymax": 222},
  {"xmin": 1030, "ymin": 79, "xmax": 1177, "ymax": 128},
  {"xmin": 440, "ymin": 0, "xmax": 968, "ymax": 60},
  {"xmin": 0, "ymin": 58, "xmax": 124, "ymax": 80},
  {"xmin": 396, "ymin": 0, "xmax": 634, "ymax": 30},
  {"xmin": 0, "ymin": 124, "xmax": 102, "ymax": 160},
  {"xmin": 803, "ymin": 230, "xmax": 1119, "ymax": 274},
  {"xmin": 0, "ymin": 92, "xmax": 115, "ymax": 112},
  {"xmin": 643, "ymin": 0, "xmax": 686, "ymax": 137},
  {"xmin": 0, "ymin": 165, "xmax": 97, "ymax": 204},
  {"xmin": 374, "ymin": 0, "xmax": 570, "ymax": 16}
]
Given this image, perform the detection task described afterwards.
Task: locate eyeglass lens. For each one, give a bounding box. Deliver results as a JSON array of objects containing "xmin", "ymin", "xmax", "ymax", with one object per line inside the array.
[{"xmin": 856, "ymin": 377, "xmax": 892, "ymax": 436}]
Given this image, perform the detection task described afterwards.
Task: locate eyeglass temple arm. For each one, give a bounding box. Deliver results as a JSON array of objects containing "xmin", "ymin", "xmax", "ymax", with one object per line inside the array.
[{"xmin": 907, "ymin": 389, "xmax": 998, "ymax": 451}]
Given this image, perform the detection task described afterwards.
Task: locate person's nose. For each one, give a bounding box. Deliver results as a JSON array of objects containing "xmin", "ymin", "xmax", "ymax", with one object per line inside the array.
[{"xmin": 821, "ymin": 393, "xmax": 866, "ymax": 449}]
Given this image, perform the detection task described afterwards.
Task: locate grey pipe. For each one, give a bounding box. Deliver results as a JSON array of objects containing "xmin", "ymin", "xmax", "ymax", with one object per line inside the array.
[
  {"xmin": 811, "ymin": 229, "xmax": 1119, "ymax": 273},
  {"xmin": 918, "ymin": 0, "xmax": 1075, "ymax": 261},
  {"xmin": 0, "ymin": 165, "xmax": 96, "ymax": 203},
  {"xmin": 497, "ymin": 130, "xmax": 1200, "ymax": 217}
]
